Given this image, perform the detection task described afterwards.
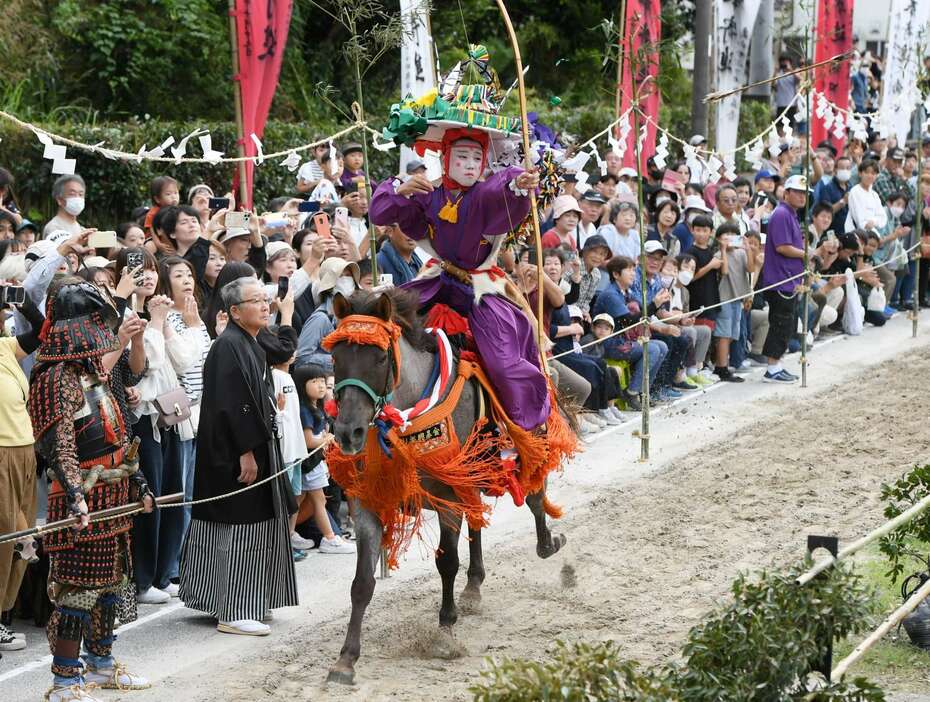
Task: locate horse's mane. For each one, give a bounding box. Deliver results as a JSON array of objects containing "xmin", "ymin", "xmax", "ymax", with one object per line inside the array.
[{"xmin": 347, "ymin": 288, "xmax": 438, "ymax": 354}]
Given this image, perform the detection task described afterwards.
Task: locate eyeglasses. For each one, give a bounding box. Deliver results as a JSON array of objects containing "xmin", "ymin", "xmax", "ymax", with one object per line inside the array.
[{"xmin": 236, "ymin": 297, "xmax": 268, "ymax": 307}]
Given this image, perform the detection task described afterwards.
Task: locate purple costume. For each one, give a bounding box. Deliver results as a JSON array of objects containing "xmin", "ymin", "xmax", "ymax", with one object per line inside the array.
[{"xmin": 369, "ymin": 167, "xmax": 550, "ymax": 430}]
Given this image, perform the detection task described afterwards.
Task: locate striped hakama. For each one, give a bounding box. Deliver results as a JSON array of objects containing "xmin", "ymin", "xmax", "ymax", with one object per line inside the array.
[{"xmin": 178, "ymin": 511, "xmax": 297, "ymax": 622}]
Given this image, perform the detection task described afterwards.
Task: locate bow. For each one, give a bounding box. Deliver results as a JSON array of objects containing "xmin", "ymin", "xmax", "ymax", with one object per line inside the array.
[{"xmin": 492, "ymin": 0, "xmax": 549, "ymax": 375}]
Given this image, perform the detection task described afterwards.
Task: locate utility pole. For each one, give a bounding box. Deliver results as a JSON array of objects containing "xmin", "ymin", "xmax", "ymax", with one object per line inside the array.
[
  {"xmin": 691, "ymin": 0, "xmax": 712, "ymax": 136},
  {"xmin": 747, "ymin": 0, "xmax": 775, "ymax": 104}
]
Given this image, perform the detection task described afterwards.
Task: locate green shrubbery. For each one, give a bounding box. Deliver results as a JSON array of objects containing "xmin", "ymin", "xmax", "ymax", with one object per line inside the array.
[{"xmin": 471, "ymin": 562, "xmax": 885, "ymax": 702}]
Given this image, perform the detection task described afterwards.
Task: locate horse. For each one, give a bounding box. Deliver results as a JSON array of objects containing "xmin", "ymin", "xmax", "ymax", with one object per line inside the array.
[{"xmin": 324, "ymin": 288, "xmax": 567, "ymax": 685}]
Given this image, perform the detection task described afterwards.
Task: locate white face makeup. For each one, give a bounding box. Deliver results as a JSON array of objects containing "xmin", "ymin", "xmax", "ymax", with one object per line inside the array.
[{"xmin": 447, "ymin": 140, "xmax": 484, "ymax": 188}]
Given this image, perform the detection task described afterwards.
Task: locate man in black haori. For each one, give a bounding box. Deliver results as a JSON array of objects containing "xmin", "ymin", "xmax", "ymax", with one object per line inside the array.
[{"xmin": 179, "ymin": 277, "xmax": 297, "ymax": 636}]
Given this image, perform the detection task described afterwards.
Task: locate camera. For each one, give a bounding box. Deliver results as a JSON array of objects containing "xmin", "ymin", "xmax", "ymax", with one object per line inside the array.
[{"xmin": 0, "ymin": 285, "xmax": 26, "ymax": 306}]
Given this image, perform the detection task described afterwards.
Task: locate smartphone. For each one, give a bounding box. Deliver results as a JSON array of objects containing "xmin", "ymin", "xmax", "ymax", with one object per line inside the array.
[
  {"xmin": 313, "ymin": 212, "xmax": 332, "ymax": 238},
  {"xmin": 730, "ymin": 234, "xmax": 744, "ymax": 248},
  {"xmin": 378, "ymin": 273, "xmax": 394, "ymax": 287},
  {"xmin": 277, "ymin": 276, "xmax": 289, "ymax": 300},
  {"xmin": 225, "ymin": 211, "xmax": 251, "ymax": 229},
  {"xmin": 826, "ymin": 230, "xmax": 837, "ymax": 242},
  {"xmin": 334, "ymin": 206, "xmax": 349, "ymax": 231},
  {"xmin": 88, "ymin": 230, "xmax": 118, "ymax": 249},
  {"xmin": 342, "ymin": 181, "xmax": 359, "ymax": 195},
  {"xmin": 262, "ymin": 212, "xmax": 288, "ymax": 230},
  {"xmin": 208, "ymin": 197, "xmax": 230, "ymax": 213},
  {"xmin": 298, "ymin": 200, "xmax": 319, "ymax": 214},
  {"xmin": 1, "ymin": 286, "xmax": 26, "ymax": 306},
  {"xmin": 126, "ymin": 251, "xmax": 145, "ymax": 275}
]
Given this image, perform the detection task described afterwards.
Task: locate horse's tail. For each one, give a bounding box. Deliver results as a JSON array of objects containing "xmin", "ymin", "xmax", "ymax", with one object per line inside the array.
[{"xmin": 542, "ymin": 495, "xmax": 563, "ymax": 519}]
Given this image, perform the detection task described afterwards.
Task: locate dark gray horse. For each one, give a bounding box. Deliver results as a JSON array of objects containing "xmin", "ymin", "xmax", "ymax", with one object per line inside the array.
[{"xmin": 325, "ymin": 289, "xmax": 566, "ymax": 685}]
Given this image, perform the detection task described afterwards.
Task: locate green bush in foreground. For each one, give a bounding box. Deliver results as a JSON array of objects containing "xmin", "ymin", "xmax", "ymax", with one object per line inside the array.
[{"xmin": 471, "ymin": 563, "xmax": 884, "ymax": 702}]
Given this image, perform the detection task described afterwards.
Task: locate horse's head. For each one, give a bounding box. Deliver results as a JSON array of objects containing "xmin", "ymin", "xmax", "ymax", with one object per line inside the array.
[{"xmin": 326, "ymin": 292, "xmax": 401, "ymax": 455}]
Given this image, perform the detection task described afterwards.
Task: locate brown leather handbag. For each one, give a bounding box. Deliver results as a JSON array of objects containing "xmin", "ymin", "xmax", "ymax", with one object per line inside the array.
[{"xmin": 153, "ymin": 388, "xmax": 192, "ymax": 429}]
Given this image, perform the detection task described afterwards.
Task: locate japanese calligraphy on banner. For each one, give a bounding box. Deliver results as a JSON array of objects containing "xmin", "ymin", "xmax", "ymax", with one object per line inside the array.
[
  {"xmin": 811, "ymin": 0, "xmax": 853, "ymax": 153},
  {"xmin": 713, "ymin": 0, "xmax": 762, "ymax": 155},
  {"xmin": 618, "ymin": 0, "xmax": 661, "ymax": 169},
  {"xmin": 882, "ymin": 0, "xmax": 930, "ymax": 144},
  {"xmin": 399, "ymin": 0, "xmax": 436, "ymax": 171},
  {"xmin": 233, "ymin": 0, "xmax": 294, "ymax": 209}
]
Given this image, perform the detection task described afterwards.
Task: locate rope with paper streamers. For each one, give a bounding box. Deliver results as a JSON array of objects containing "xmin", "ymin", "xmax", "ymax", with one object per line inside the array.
[
  {"xmin": 553, "ymin": 240, "xmax": 923, "ymax": 361},
  {"xmin": 0, "ymin": 108, "xmax": 367, "ymax": 168}
]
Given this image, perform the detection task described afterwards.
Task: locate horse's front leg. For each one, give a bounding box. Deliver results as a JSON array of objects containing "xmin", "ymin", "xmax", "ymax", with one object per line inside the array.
[
  {"xmin": 459, "ymin": 526, "xmax": 485, "ymax": 613},
  {"xmin": 327, "ymin": 502, "xmax": 382, "ymax": 685},
  {"xmin": 436, "ymin": 512, "xmax": 462, "ymax": 631},
  {"xmin": 526, "ymin": 488, "xmax": 567, "ymax": 559}
]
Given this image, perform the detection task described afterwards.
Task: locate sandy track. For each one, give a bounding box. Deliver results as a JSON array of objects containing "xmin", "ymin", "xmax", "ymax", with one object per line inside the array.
[{"xmin": 191, "ymin": 347, "xmax": 930, "ymax": 702}]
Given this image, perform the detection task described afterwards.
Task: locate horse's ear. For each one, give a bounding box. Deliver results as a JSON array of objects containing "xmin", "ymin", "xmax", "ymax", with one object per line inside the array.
[
  {"xmin": 375, "ymin": 293, "xmax": 394, "ymax": 322},
  {"xmin": 333, "ymin": 292, "xmax": 351, "ymax": 320}
]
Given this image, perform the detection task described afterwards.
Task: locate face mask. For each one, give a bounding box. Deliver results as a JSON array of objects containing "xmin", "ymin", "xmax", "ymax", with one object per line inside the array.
[
  {"xmin": 678, "ymin": 270, "xmax": 694, "ymax": 286},
  {"xmin": 890, "ymin": 206, "xmax": 905, "ymax": 218},
  {"xmin": 334, "ymin": 278, "xmax": 356, "ymax": 298},
  {"xmin": 660, "ymin": 274, "xmax": 675, "ymax": 288},
  {"xmin": 835, "ymin": 170, "xmax": 851, "ymax": 182},
  {"xmin": 64, "ymin": 197, "xmax": 85, "ymax": 217}
]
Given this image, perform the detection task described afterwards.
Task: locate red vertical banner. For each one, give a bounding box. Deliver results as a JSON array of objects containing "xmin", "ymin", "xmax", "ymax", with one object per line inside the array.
[
  {"xmin": 618, "ymin": 0, "xmax": 661, "ymax": 169},
  {"xmin": 233, "ymin": 0, "xmax": 294, "ymax": 209},
  {"xmin": 811, "ymin": 0, "xmax": 853, "ymax": 153}
]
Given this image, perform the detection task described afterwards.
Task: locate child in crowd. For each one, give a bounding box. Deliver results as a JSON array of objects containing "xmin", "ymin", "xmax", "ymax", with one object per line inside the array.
[
  {"xmin": 664, "ymin": 255, "xmax": 714, "ymax": 386},
  {"xmin": 685, "ymin": 215, "xmax": 721, "ymax": 330},
  {"xmin": 293, "ymin": 364, "xmax": 355, "ymax": 554},
  {"xmin": 144, "ymin": 175, "xmax": 181, "ymax": 236},
  {"xmin": 310, "ymin": 150, "xmax": 343, "ymax": 204},
  {"xmin": 339, "ymin": 143, "xmax": 368, "ymax": 191},
  {"xmin": 714, "ymin": 222, "xmax": 756, "ymax": 382},
  {"xmin": 272, "ymin": 351, "xmax": 313, "ymax": 560}
]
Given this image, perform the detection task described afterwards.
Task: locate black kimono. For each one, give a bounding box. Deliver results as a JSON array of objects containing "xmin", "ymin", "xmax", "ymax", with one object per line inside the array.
[{"xmin": 179, "ymin": 321, "xmax": 298, "ymax": 622}]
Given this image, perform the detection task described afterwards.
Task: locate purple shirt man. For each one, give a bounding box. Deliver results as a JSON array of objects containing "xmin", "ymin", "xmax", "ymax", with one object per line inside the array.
[
  {"xmin": 761, "ymin": 201, "xmax": 803, "ymax": 293},
  {"xmin": 369, "ymin": 165, "xmax": 550, "ymax": 430}
]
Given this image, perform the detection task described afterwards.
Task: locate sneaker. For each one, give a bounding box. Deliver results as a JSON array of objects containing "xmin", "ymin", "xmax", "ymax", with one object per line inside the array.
[
  {"xmin": 780, "ymin": 369, "xmax": 799, "ymax": 381},
  {"xmin": 884, "ymin": 305, "xmax": 896, "ymax": 318},
  {"xmin": 656, "ymin": 387, "xmax": 682, "ymax": 402},
  {"xmin": 730, "ymin": 364, "xmax": 751, "ymax": 375},
  {"xmin": 217, "ymin": 619, "xmax": 271, "ymax": 636},
  {"xmin": 46, "ymin": 685, "xmax": 104, "ymax": 702},
  {"xmin": 715, "ymin": 367, "xmax": 745, "ymax": 383},
  {"xmin": 162, "ymin": 582, "xmax": 180, "ymax": 598},
  {"xmin": 0, "ymin": 626, "xmax": 25, "ymax": 651},
  {"xmin": 698, "ymin": 368, "xmax": 717, "ymax": 381},
  {"xmin": 290, "ymin": 532, "xmax": 316, "ymax": 550},
  {"xmin": 319, "ymin": 535, "xmax": 356, "ymax": 554},
  {"xmin": 607, "ymin": 405, "xmax": 625, "ymax": 422},
  {"xmin": 293, "ymin": 548, "xmax": 308, "ymax": 562},
  {"xmin": 85, "ymin": 664, "xmax": 151, "ymax": 690},
  {"xmin": 597, "ymin": 408, "xmax": 622, "ymax": 426},
  {"xmin": 0, "ymin": 623, "xmax": 24, "ymax": 641},
  {"xmin": 747, "ymin": 353, "xmax": 768, "ymax": 367},
  {"xmin": 578, "ymin": 417, "xmax": 600, "ymax": 435},
  {"xmin": 672, "ymin": 380, "xmax": 699, "ymax": 391},
  {"xmin": 762, "ymin": 369, "xmax": 797, "ymax": 384},
  {"xmin": 136, "ymin": 587, "xmax": 170, "ymax": 605},
  {"xmin": 584, "ymin": 412, "xmax": 606, "ymax": 428},
  {"xmin": 680, "ymin": 376, "xmax": 701, "ymax": 389},
  {"xmin": 687, "ymin": 373, "xmax": 713, "ymax": 387},
  {"xmin": 620, "ymin": 390, "xmax": 642, "ymax": 412}
]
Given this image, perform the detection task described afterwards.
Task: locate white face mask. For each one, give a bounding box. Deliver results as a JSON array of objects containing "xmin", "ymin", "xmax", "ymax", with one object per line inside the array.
[
  {"xmin": 678, "ymin": 270, "xmax": 694, "ymax": 286},
  {"xmin": 660, "ymin": 274, "xmax": 675, "ymax": 288},
  {"xmin": 890, "ymin": 206, "xmax": 905, "ymax": 218},
  {"xmin": 334, "ymin": 277, "xmax": 356, "ymax": 298},
  {"xmin": 64, "ymin": 196, "xmax": 85, "ymax": 217},
  {"xmin": 835, "ymin": 169, "xmax": 851, "ymax": 183}
]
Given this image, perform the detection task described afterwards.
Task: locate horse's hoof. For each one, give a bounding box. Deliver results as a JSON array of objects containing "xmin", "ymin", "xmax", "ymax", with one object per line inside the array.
[
  {"xmin": 537, "ymin": 533, "xmax": 567, "ymax": 559},
  {"xmin": 326, "ymin": 667, "xmax": 356, "ymax": 685},
  {"xmin": 459, "ymin": 588, "xmax": 482, "ymax": 614}
]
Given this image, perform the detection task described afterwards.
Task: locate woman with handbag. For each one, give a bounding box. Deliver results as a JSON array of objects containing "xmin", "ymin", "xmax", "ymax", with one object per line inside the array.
[
  {"xmin": 157, "ymin": 256, "xmax": 212, "ymax": 550},
  {"xmin": 121, "ymin": 249, "xmax": 204, "ymax": 605}
]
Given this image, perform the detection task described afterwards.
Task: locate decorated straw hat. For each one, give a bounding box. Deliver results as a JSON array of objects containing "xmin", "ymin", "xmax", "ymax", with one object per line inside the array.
[{"xmin": 382, "ymin": 44, "xmax": 522, "ymax": 150}]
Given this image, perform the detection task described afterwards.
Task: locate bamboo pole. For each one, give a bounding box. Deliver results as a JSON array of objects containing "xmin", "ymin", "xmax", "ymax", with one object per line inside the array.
[
  {"xmin": 614, "ymin": 0, "xmax": 628, "ymax": 140},
  {"xmin": 632, "ymin": 106, "xmax": 650, "ymax": 462},
  {"xmin": 800, "ymin": 9, "xmax": 814, "ymax": 388},
  {"xmin": 494, "ymin": 0, "xmax": 549, "ymax": 375},
  {"xmin": 227, "ymin": 0, "xmax": 250, "ymax": 208},
  {"xmin": 796, "ymin": 492, "xmax": 930, "ymax": 586},
  {"xmin": 831, "ymin": 575, "xmax": 930, "ymax": 681},
  {"xmin": 913, "ymin": 51, "xmax": 923, "ymax": 339}
]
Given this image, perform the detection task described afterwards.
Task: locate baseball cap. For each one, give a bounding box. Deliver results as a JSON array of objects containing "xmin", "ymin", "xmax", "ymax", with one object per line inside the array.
[
  {"xmin": 25, "ymin": 239, "xmax": 57, "ymax": 271},
  {"xmin": 580, "ymin": 191, "xmax": 608, "ymax": 205},
  {"xmin": 16, "ymin": 219, "xmax": 39, "ymax": 234},
  {"xmin": 592, "ymin": 313, "xmax": 615, "ymax": 329},
  {"xmin": 644, "ymin": 240, "xmax": 668, "ymax": 255},
  {"xmin": 341, "ymin": 142, "xmax": 364, "ymax": 156},
  {"xmin": 552, "ymin": 194, "xmax": 582, "ymax": 220},
  {"xmin": 217, "ymin": 227, "xmax": 251, "ymax": 243},
  {"xmin": 580, "ymin": 234, "xmax": 612, "ymax": 256},
  {"xmin": 889, "ymin": 147, "xmax": 906, "ymax": 161},
  {"xmin": 754, "ymin": 169, "xmax": 780, "ymax": 184},
  {"xmin": 783, "ymin": 175, "xmax": 812, "ymax": 192},
  {"xmin": 265, "ymin": 240, "xmax": 294, "ymax": 261}
]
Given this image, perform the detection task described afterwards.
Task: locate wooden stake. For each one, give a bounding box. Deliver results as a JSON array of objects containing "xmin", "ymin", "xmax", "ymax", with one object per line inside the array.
[{"xmin": 632, "ymin": 106, "xmax": 650, "ymax": 462}]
